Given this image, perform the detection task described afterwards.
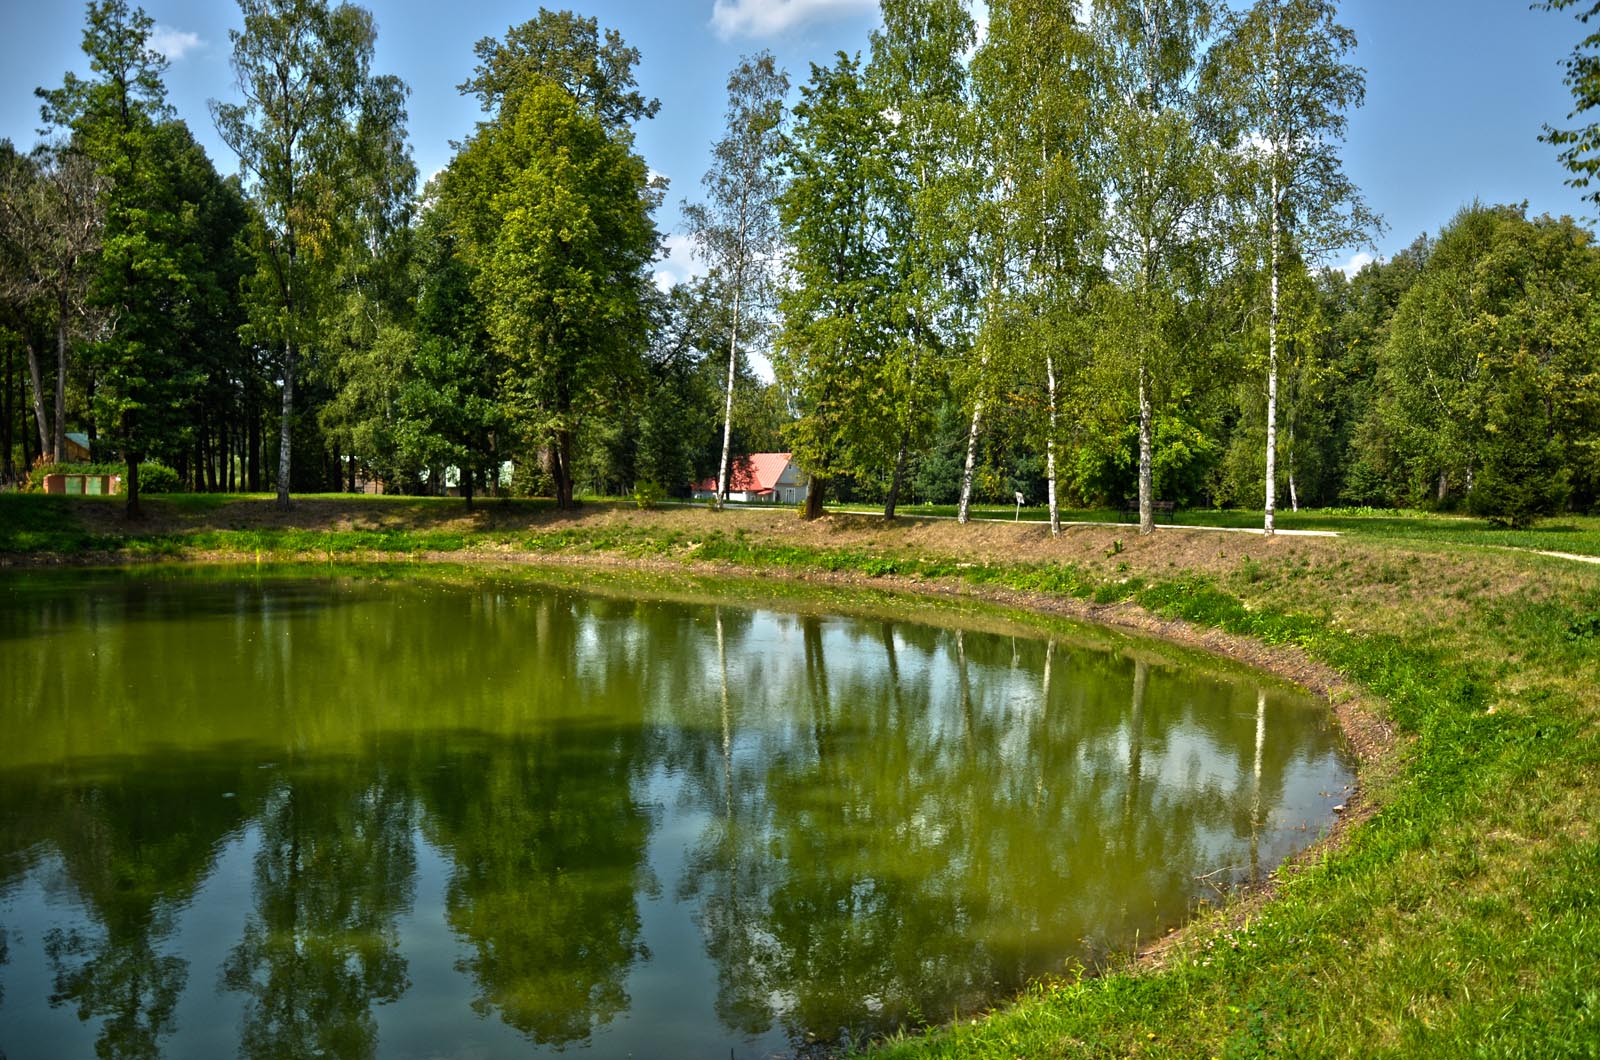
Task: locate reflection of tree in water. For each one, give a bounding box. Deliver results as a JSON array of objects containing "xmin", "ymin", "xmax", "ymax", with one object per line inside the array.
[
  {"xmin": 416, "ymin": 728, "xmax": 655, "ymax": 1047},
  {"xmin": 220, "ymin": 765, "xmax": 416, "ymax": 1060},
  {"xmin": 673, "ymin": 620, "xmax": 1318, "ymax": 1050},
  {"xmin": 12, "ymin": 761, "xmax": 251, "ymax": 1060}
]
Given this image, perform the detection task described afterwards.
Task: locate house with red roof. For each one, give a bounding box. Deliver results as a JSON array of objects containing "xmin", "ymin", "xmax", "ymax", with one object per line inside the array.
[{"xmin": 691, "ymin": 452, "xmax": 809, "ymax": 505}]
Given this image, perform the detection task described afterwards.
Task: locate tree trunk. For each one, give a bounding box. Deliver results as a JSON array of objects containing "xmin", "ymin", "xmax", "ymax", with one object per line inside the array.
[
  {"xmin": 205, "ymin": 419, "xmax": 219, "ymax": 492},
  {"xmin": 25, "ymin": 341, "xmax": 50, "ymax": 461},
  {"xmin": 803, "ymin": 475, "xmax": 825, "ymax": 520},
  {"xmin": 957, "ymin": 398, "xmax": 983, "ymax": 525},
  {"xmin": 1265, "ymin": 170, "xmax": 1280, "ymax": 537},
  {"xmin": 85, "ymin": 368, "xmax": 97, "ymax": 458},
  {"xmin": 53, "ymin": 295, "xmax": 67, "ymax": 463},
  {"xmin": 21, "ymin": 398, "xmax": 35, "ymax": 473},
  {"xmin": 714, "ymin": 285, "xmax": 742, "ymax": 510},
  {"xmin": 276, "ymin": 340, "xmax": 294, "ymax": 510},
  {"xmin": 1, "ymin": 339, "xmax": 14, "ymax": 484},
  {"xmin": 247, "ymin": 393, "xmax": 260, "ymax": 492},
  {"xmin": 124, "ymin": 450, "xmax": 141, "ymax": 520},
  {"xmin": 884, "ymin": 435, "xmax": 908, "ymax": 520},
  {"xmin": 1045, "ymin": 351, "xmax": 1061, "ymax": 537},
  {"xmin": 463, "ymin": 463, "xmax": 474, "ymax": 510},
  {"xmin": 1287, "ymin": 420, "xmax": 1299, "ymax": 513},
  {"xmin": 553, "ymin": 428, "xmax": 574, "ymax": 509},
  {"xmin": 1138, "ymin": 363, "xmax": 1154, "ymax": 536}
]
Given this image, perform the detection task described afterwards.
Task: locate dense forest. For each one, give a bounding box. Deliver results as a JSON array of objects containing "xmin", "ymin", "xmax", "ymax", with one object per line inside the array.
[{"xmin": 1, "ymin": 0, "xmax": 1597, "ymax": 531}]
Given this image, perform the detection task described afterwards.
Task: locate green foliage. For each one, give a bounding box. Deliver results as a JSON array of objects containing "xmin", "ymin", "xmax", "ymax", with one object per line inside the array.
[
  {"xmin": 631, "ymin": 478, "xmax": 662, "ymax": 509},
  {"xmin": 774, "ymin": 52, "xmax": 896, "ymax": 500},
  {"xmin": 441, "ymin": 74, "xmax": 658, "ymax": 509},
  {"xmin": 135, "ymin": 460, "xmax": 178, "ymax": 493},
  {"xmin": 1088, "ymin": 0, "xmax": 1229, "ymax": 532},
  {"xmin": 213, "ymin": 0, "xmax": 414, "ymax": 508},
  {"xmin": 458, "ymin": 9, "xmax": 659, "ymax": 131},
  {"xmin": 685, "ymin": 51, "xmax": 788, "ymax": 504},
  {"xmin": 1361, "ymin": 204, "xmax": 1600, "ymax": 512},
  {"xmin": 1540, "ymin": 1, "xmax": 1600, "ymax": 206},
  {"xmin": 1468, "ymin": 354, "xmax": 1571, "ymax": 527},
  {"xmin": 865, "ymin": 0, "xmax": 974, "ymax": 517}
]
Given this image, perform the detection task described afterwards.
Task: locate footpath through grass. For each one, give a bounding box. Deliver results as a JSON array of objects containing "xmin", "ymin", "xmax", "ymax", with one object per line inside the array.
[{"xmin": 3, "ymin": 493, "xmax": 1599, "ymax": 1058}]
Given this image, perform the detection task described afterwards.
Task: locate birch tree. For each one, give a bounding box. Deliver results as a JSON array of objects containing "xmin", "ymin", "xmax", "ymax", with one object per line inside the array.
[
  {"xmin": 1089, "ymin": 0, "xmax": 1221, "ymax": 535},
  {"xmin": 211, "ymin": 0, "xmax": 411, "ymax": 509},
  {"xmin": 1206, "ymin": 0, "xmax": 1374, "ymax": 534},
  {"xmin": 868, "ymin": 0, "xmax": 973, "ymax": 519},
  {"xmin": 685, "ymin": 52, "xmax": 788, "ymax": 509},
  {"xmin": 970, "ymin": 0, "xmax": 1102, "ymax": 534}
]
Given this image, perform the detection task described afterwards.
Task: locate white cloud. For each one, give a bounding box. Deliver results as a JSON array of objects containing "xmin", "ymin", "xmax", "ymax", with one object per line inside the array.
[
  {"xmin": 653, "ymin": 232, "xmax": 708, "ymax": 292},
  {"xmin": 710, "ymin": 0, "xmax": 876, "ymax": 40},
  {"xmin": 148, "ymin": 25, "xmax": 202, "ymax": 61},
  {"xmin": 1337, "ymin": 250, "xmax": 1378, "ymax": 278}
]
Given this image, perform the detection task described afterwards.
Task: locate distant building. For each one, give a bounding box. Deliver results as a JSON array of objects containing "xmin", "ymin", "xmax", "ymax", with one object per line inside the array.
[
  {"xmin": 64, "ymin": 432, "xmax": 92, "ymax": 462},
  {"xmin": 692, "ymin": 452, "xmax": 809, "ymax": 505}
]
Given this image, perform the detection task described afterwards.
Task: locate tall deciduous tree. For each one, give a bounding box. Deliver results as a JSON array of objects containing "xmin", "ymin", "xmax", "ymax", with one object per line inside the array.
[
  {"xmin": 1089, "ymin": 0, "xmax": 1222, "ymax": 534},
  {"xmin": 1364, "ymin": 204, "xmax": 1600, "ymax": 511},
  {"xmin": 1541, "ymin": 0, "xmax": 1600, "ymax": 207},
  {"xmin": 685, "ymin": 52, "xmax": 788, "ymax": 509},
  {"xmin": 971, "ymin": 0, "xmax": 1102, "ymax": 534},
  {"xmin": 0, "ymin": 143, "xmax": 102, "ymax": 466},
  {"xmin": 441, "ymin": 80, "xmax": 659, "ymax": 509},
  {"xmin": 40, "ymin": 1, "xmax": 222, "ymax": 516},
  {"xmin": 459, "ymin": 7, "xmax": 660, "ymax": 131},
  {"xmin": 211, "ymin": 0, "xmax": 411, "ymax": 509},
  {"xmin": 1207, "ymin": 0, "xmax": 1376, "ymax": 534},
  {"xmin": 868, "ymin": 0, "xmax": 972, "ymax": 520},
  {"xmin": 775, "ymin": 52, "xmax": 894, "ymax": 519},
  {"xmin": 394, "ymin": 202, "xmax": 501, "ymax": 507}
]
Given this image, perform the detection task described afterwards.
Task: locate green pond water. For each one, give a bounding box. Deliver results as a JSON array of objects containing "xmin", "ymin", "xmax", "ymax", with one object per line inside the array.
[{"xmin": 0, "ymin": 567, "xmax": 1353, "ymax": 1059}]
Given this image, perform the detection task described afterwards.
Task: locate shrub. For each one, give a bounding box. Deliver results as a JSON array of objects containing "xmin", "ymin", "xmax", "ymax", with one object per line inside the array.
[
  {"xmin": 632, "ymin": 478, "xmax": 663, "ymax": 509},
  {"xmin": 138, "ymin": 462, "xmax": 180, "ymax": 493}
]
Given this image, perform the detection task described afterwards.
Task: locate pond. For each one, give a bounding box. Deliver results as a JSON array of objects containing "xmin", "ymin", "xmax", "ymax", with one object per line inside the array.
[{"xmin": 0, "ymin": 567, "xmax": 1353, "ymax": 1059}]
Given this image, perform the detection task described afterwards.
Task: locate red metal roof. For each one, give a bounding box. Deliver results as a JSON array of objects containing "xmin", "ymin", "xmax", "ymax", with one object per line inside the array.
[{"xmin": 693, "ymin": 452, "xmax": 791, "ymax": 494}]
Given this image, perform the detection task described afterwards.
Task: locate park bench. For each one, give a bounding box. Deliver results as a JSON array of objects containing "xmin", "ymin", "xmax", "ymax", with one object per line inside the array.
[{"xmin": 1122, "ymin": 497, "xmax": 1176, "ymax": 523}]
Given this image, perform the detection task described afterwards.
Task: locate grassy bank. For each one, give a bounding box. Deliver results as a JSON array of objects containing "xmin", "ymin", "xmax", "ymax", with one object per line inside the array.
[{"xmin": 3, "ymin": 492, "xmax": 1598, "ymax": 1057}]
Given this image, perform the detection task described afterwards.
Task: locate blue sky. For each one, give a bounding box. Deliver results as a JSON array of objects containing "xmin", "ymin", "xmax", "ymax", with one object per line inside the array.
[{"xmin": 0, "ymin": 0, "xmax": 1591, "ymax": 287}]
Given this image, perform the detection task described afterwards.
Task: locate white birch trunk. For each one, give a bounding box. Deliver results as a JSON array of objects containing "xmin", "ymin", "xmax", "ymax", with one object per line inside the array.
[
  {"xmin": 957, "ymin": 396, "xmax": 983, "ymax": 525},
  {"xmin": 1138, "ymin": 362, "xmax": 1153, "ymax": 536},
  {"xmin": 276, "ymin": 340, "xmax": 293, "ymax": 510},
  {"xmin": 1288, "ymin": 421, "xmax": 1300, "ymax": 512},
  {"xmin": 1265, "ymin": 169, "xmax": 1279, "ymax": 536},
  {"xmin": 1046, "ymin": 351, "xmax": 1060, "ymax": 536},
  {"xmin": 715, "ymin": 282, "xmax": 742, "ymax": 508}
]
